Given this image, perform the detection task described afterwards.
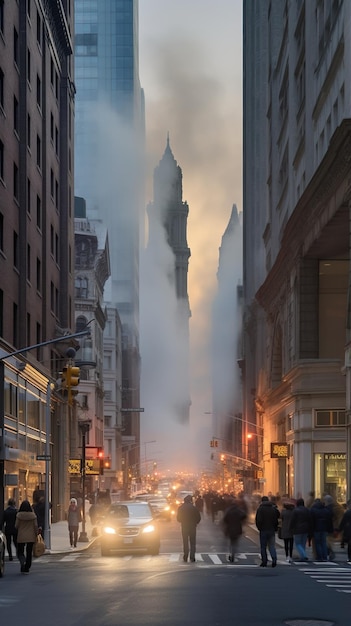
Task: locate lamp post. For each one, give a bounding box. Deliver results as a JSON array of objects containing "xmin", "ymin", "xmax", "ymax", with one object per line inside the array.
[{"xmin": 78, "ymin": 419, "xmax": 91, "ymax": 542}]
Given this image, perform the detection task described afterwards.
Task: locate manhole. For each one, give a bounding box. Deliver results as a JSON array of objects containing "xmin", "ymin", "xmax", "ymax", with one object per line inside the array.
[{"xmin": 284, "ymin": 621, "xmax": 335, "ymax": 626}]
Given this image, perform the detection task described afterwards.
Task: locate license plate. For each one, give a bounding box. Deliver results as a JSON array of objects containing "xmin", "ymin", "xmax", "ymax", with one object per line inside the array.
[{"xmin": 123, "ymin": 538, "xmax": 133, "ymax": 544}]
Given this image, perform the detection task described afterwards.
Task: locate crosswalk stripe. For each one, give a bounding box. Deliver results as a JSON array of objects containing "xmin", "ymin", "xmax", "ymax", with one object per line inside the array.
[{"xmin": 208, "ymin": 554, "xmax": 222, "ymax": 564}]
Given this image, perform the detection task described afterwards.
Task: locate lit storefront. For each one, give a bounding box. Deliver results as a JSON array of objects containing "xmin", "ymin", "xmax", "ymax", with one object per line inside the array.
[{"xmin": 2, "ymin": 361, "xmax": 50, "ymax": 505}]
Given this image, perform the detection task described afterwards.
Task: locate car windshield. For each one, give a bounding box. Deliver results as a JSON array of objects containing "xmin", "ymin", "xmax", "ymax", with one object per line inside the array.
[{"xmin": 108, "ymin": 503, "xmax": 151, "ymax": 519}]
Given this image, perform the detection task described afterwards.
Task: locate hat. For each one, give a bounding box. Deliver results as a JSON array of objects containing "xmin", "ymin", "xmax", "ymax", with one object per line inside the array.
[
  {"xmin": 184, "ymin": 495, "xmax": 193, "ymax": 503},
  {"xmin": 70, "ymin": 498, "xmax": 77, "ymax": 505}
]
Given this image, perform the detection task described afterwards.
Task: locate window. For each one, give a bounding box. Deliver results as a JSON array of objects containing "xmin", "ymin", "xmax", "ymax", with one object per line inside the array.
[
  {"xmin": 0, "ymin": 212, "xmax": 3, "ymax": 251},
  {"xmin": 27, "ymin": 178, "xmax": 31, "ymax": 213},
  {"xmin": 36, "ymin": 195, "xmax": 41, "ymax": 229},
  {"xmin": 36, "ymin": 322, "xmax": 41, "ymax": 361},
  {"xmin": 75, "ymin": 276, "xmax": 88, "ymax": 298},
  {"xmin": 14, "ymin": 28, "xmax": 19, "ymax": 67},
  {"xmin": 27, "ymin": 113, "xmax": 31, "ymax": 149},
  {"xmin": 50, "ymin": 281, "xmax": 54, "ymax": 312},
  {"xmin": 0, "ymin": 2, "xmax": 4, "ymax": 34},
  {"xmin": 36, "ymin": 134, "xmax": 41, "ymax": 168},
  {"xmin": 13, "ymin": 95, "xmax": 19, "ymax": 134},
  {"xmin": 315, "ymin": 410, "xmax": 346, "ymax": 427},
  {"xmin": 36, "ymin": 257, "xmax": 41, "ymax": 293},
  {"xmin": 50, "ymin": 168, "xmax": 54, "ymax": 198},
  {"xmin": 27, "ymin": 312, "xmax": 31, "ymax": 346},
  {"xmin": 13, "ymin": 163, "xmax": 19, "ymax": 200},
  {"xmin": 50, "ymin": 224, "xmax": 54, "ymax": 255},
  {"xmin": 50, "ymin": 112, "xmax": 54, "ymax": 141},
  {"xmin": 27, "ymin": 0, "xmax": 31, "ymax": 18},
  {"xmin": 36, "ymin": 75, "xmax": 41, "ymax": 108},
  {"xmin": 13, "ymin": 303, "xmax": 18, "ymax": 346},
  {"xmin": 0, "ymin": 140, "xmax": 4, "ymax": 179},
  {"xmin": 0, "ymin": 290, "xmax": 3, "ymax": 336},
  {"xmin": 13, "ymin": 231, "xmax": 19, "ymax": 269},
  {"xmin": 27, "ymin": 244, "xmax": 31, "ymax": 282},
  {"xmin": 27, "ymin": 49, "xmax": 31, "ymax": 84},
  {"xmin": 36, "ymin": 10, "xmax": 42, "ymax": 49},
  {"xmin": 0, "ymin": 68, "xmax": 4, "ymax": 109}
]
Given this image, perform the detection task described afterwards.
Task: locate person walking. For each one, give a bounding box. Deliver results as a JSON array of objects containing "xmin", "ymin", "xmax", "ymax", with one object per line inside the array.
[
  {"xmin": 1, "ymin": 498, "xmax": 18, "ymax": 561},
  {"xmin": 67, "ymin": 497, "xmax": 81, "ymax": 548},
  {"xmin": 176, "ymin": 495, "xmax": 201, "ymax": 562},
  {"xmin": 323, "ymin": 494, "xmax": 344, "ymax": 561},
  {"xmin": 310, "ymin": 498, "xmax": 333, "ymax": 562},
  {"xmin": 255, "ymin": 495, "xmax": 280, "ymax": 567},
  {"xmin": 15, "ymin": 500, "xmax": 38, "ymax": 573},
  {"xmin": 280, "ymin": 501, "xmax": 295, "ymax": 563},
  {"xmin": 222, "ymin": 498, "xmax": 247, "ymax": 562},
  {"xmin": 289, "ymin": 498, "xmax": 312, "ymax": 562},
  {"xmin": 338, "ymin": 499, "xmax": 351, "ymax": 563},
  {"xmin": 33, "ymin": 496, "xmax": 45, "ymax": 537}
]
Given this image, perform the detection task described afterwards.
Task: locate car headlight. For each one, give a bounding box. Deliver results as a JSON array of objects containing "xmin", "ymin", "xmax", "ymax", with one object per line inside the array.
[
  {"xmin": 103, "ymin": 526, "xmax": 116, "ymax": 535},
  {"xmin": 164, "ymin": 506, "xmax": 170, "ymax": 512},
  {"xmin": 142, "ymin": 524, "xmax": 156, "ymax": 534}
]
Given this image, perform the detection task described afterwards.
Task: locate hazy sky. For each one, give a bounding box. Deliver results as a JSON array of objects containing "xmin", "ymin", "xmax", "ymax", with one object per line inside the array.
[{"xmin": 138, "ymin": 1, "xmax": 243, "ymax": 476}]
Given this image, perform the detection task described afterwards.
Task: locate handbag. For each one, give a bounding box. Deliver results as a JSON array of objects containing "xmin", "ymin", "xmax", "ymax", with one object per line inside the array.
[{"xmin": 33, "ymin": 533, "xmax": 46, "ymax": 558}]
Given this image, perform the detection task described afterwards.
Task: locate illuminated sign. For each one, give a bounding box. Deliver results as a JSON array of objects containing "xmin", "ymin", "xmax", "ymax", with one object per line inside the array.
[
  {"xmin": 68, "ymin": 459, "xmax": 81, "ymax": 475},
  {"xmin": 270, "ymin": 442, "xmax": 289, "ymax": 458},
  {"xmin": 68, "ymin": 459, "xmax": 101, "ymax": 475}
]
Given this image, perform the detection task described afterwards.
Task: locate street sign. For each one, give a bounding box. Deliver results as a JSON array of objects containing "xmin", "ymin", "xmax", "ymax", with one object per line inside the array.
[
  {"xmin": 121, "ymin": 408, "xmax": 144, "ymax": 412},
  {"xmin": 36, "ymin": 454, "xmax": 51, "ymax": 461}
]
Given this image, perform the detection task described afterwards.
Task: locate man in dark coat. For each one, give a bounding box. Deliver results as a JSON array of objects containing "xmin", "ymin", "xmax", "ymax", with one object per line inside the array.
[
  {"xmin": 289, "ymin": 497, "xmax": 312, "ymax": 562},
  {"xmin": 310, "ymin": 498, "xmax": 333, "ymax": 561},
  {"xmin": 177, "ymin": 495, "xmax": 201, "ymax": 562},
  {"xmin": 255, "ymin": 495, "xmax": 280, "ymax": 567},
  {"xmin": 222, "ymin": 498, "xmax": 247, "ymax": 562},
  {"xmin": 1, "ymin": 498, "xmax": 18, "ymax": 560}
]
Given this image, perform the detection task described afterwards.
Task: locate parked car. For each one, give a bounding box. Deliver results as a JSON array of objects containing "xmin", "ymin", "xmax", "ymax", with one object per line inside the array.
[
  {"xmin": 100, "ymin": 501, "xmax": 160, "ymax": 557},
  {"xmin": 148, "ymin": 498, "xmax": 174, "ymax": 522},
  {"xmin": 0, "ymin": 528, "xmax": 5, "ymax": 577}
]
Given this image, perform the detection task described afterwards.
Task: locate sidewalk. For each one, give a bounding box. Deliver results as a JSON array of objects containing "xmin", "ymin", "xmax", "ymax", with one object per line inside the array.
[{"xmin": 45, "ymin": 517, "xmax": 99, "ymax": 554}]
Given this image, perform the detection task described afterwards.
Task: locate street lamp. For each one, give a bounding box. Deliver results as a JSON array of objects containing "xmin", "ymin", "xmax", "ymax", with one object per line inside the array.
[{"xmin": 78, "ymin": 419, "xmax": 91, "ymax": 542}]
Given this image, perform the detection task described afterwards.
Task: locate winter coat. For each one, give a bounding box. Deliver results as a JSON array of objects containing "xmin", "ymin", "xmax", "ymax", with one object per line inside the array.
[
  {"xmin": 310, "ymin": 501, "xmax": 333, "ymax": 534},
  {"xmin": 15, "ymin": 511, "xmax": 38, "ymax": 543},
  {"xmin": 280, "ymin": 507, "xmax": 294, "ymax": 539},
  {"xmin": 255, "ymin": 501, "xmax": 280, "ymax": 533},
  {"xmin": 67, "ymin": 504, "xmax": 81, "ymax": 528},
  {"xmin": 33, "ymin": 500, "xmax": 45, "ymax": 531},
  {"xmin": 338, "ymin": 509, "xmax": 351, "ymax": 542},
  {"xmin": 2, "ymin": 505, "xmax": 18, "ymax": 534},
  {"xmin": 289, "ymin": 505, "xmax": 312, "ymax": 536},
  {"xmin": 222, "ymin": 504, "xmax": 246, "ymax": 541},
  {"xmin": 177, "ymin": 502, "xmax": 201, "ymax": 530}
]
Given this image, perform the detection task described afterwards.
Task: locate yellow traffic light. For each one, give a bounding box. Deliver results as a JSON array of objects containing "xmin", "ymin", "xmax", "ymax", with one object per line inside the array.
[{"xmin": 67, "ymin": 365, "xmax": 80, "ymax": 387}]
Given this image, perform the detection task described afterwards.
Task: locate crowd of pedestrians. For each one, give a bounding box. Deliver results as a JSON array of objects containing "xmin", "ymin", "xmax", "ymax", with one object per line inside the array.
[{"xmin": 177, "ymin": 488, "xmax": 351, "ymax": 567}]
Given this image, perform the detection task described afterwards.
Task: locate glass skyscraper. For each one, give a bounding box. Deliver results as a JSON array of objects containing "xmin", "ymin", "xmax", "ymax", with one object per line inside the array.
[{"xmin": 74, "ymin": 0, "xmax": 144, "ymax": 464}]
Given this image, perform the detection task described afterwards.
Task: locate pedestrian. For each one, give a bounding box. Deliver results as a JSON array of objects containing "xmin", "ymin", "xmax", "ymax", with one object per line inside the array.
[
  {"xmin": 323, "ymin": 494, "xmax": 344, "ymax": 561},
  {"xmin": 67, "ymin": 497, "xmax": 81, "ymax": 548},
  {"xmin": 280, "ymin": 501, "xmax": 295, "ymax": 563},
  {"xmin": 255, "ymin": 495, "xmax": 280, "ymax": 567},
  {"xmin": 222, "ymin": 498, "xmax": 247, "ymax": 562},
  {"xmin": 15, "ymin": 500, "xmax": 38, "ymax": 573},
  {"xmin": 289, "ymin": 498, "xmax": 312, "ymax": 562},
  {"xmin": 176, "ymin": 494, "xmax": 201, "ymax": 562},
  {"xmin": 1, "ymin": 498, "xmax": 18, "ymax": 561},
  {"xmin": 310, "ymin": 498, "xmax": 333, "ymax": 562},
  {"xmin": 195, "ymin": 495, "xmax": 204, "ymax": 515},
  {"xmin": 33, "ymin": 496, "xmax": 45, "ymax": 537},
  {"xmin": 338, "ymin": 499, "xmax": 351, "ymax": 564}
]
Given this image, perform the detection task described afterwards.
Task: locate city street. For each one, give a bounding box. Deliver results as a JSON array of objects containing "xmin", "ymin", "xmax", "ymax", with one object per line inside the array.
[{"xmin": 1, "ymin": 514, "xmax": 350, "ymax": 625}]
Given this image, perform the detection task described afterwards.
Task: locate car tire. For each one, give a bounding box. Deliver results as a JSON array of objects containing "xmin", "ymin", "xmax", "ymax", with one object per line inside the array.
[
  {"xmin": 101, "ymin": 546, "xmax": 110, "ymax": 557},
  {"xmin": 0, "ymin": 545, "xmax": 4, "ymax": 577},
  {"xmin": 149, "ymin": 544, "xmax": 160, "ymax": 556}
]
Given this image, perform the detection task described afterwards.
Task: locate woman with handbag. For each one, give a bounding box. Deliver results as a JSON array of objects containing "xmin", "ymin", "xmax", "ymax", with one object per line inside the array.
[
  {"xmin": 15, "ymin": 500, "xmax": 38, "ymax": 574},
  {"xmin": 280, "ymin": 501, "xmax": 295, "ymax": 563}
]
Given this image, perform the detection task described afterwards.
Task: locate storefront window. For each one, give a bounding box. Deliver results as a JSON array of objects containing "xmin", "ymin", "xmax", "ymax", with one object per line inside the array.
[{"xmin": 314, "ymin": 453, "xmax": 346, "ymax": 504}]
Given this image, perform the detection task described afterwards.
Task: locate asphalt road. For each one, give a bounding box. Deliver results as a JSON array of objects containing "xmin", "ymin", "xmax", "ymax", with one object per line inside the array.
[{"xmin": 1, "ymin": 514, "xmax": 350, "ymax": 626}]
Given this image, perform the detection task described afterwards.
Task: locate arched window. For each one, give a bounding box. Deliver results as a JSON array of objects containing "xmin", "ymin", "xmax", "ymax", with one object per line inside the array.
[
  {"xmin": 75, "ymin": 315, "xmax": 88, "ymax": 333},
  {"xmin": 271, "ymin": 320, "xmax": 283, "ymax": 388}
]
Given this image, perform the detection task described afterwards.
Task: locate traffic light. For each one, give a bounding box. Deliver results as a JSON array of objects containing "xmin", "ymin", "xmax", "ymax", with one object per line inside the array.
[{"xmin": 61, "ymin": 364, "xmax": 80, "ymax": 404}]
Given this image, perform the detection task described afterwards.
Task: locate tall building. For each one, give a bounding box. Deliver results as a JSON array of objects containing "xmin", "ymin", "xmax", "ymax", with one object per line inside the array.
[
  {"xmin": 74, "ymin": 0, "xmax": 144, "ymax": 474},
  {"xmin": 0, "ymin": 1, "xmax": 75, "ymax": 515},
  {"xmin": 243, "ymin": 0, "xmax": 349, "ymax": 501},
  {"xmin": 212, "ymin": 205, "xmax": 243, "ymax": 462},
  {"xmin": 146, "ymin": 139, "xmax": 191, "ymax": 422}
]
